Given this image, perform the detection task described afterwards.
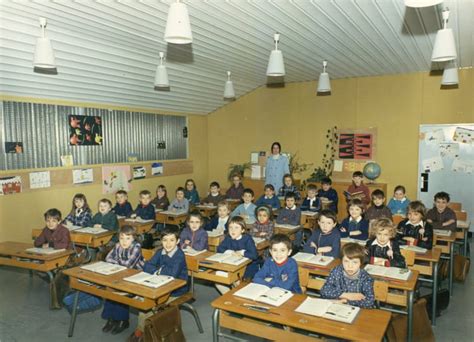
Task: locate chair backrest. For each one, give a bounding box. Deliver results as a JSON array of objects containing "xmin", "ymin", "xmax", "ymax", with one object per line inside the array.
[
  {"xmin": 392, "ymin": 215, "xmax": 405, "ymax": 226},
  {"xmin": 455, "ymin": 210, "xmax": 467, "ymax": 221},
  {"xmin": 448, "ymin": 202, "xmax": 462, "ymax": 211},
  {"xmin": 142, "ymin": 248, "xmax": 156, "ymax": 261},
  {"xmin": 374, "ymin": 280, "xmax": 389, "ymax": 302},
  {"xmin": 400, "ymin": 249, "xmax": 415, "ymax": 266},
  {"xmin": 186, "ymin": 256, "xmax": 200, "ymax": 272}
]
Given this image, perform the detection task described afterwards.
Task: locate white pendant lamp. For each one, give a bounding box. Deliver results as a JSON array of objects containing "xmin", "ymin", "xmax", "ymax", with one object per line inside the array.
[
  {"xmin": 164, "ymin": 0, "xmax": 192, "ymax": 44},
  {"xmin": 441, "ymin": 60, "xmax": 459, "ymax": 85},
  {"xmin": 266, "ymin": 33, "xmax": 285, "ymax": 77},
  {"xmin": 405, "ymin": 0, "xmax": 443, "ymax": 8},
  {"xmin": 431, "ymin": 8, "xmax": 457, "ymax": 62},
  {"xmin": 154, "ymin": 52, "xmax": 169, "ymax": 88},
  {"xmin": 223, "ymin": 71, "xmax": 235, "ymax": 99},
  {"xmin": 33, "ymin": 17, "xmax": 56, "ymax": 69},
  {"xmin": 317, "ymin": 60, "xmax": 331, "ymax": 93}
]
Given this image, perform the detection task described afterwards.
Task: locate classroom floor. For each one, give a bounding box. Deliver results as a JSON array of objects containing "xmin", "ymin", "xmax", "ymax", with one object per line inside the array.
[{"xmin": 0, "ymin": 264, "xmax": 473, "ymax": 342}]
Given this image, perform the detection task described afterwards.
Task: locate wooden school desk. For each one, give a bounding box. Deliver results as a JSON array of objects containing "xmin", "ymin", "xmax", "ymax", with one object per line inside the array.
[
  {"xmin": 185, "ymin": 251, "xmax": 251, "ymax": 286},
  {"xmin": 63, "ymin": 265, "xmax": 186, "ymax": 337},
  {"xmin": 225, "ymin": 199, "xmax": 241, "ymax": 212},
  {"xmin": 155, "ymin": 210, "xmax": 187, "ymax": 226},
  {"xmin": 208, "ymin": 234, "xmax": 225, "ymax": 252},
  {"xmin": 118, "ymin": 218, "xmax": 155, "ymax": 234},
  {"xmin": 433, "ymin": 232, "xmax": 456, "ymax": 296},
  {"xmin": 211, "ymin": 285, "xmax": 391, "ymax": 342},
  {"xmin": 274, "ymin": 224, "xmax": 302, "ymax": 242},
  {"xmin": 297, "ymin": 259, "xmax": 419, "ymax": 342},
  {"xmin": 300, "ymin": 211, "xmax": 317, "ymax": 230},
  {"xmin": 195, "ymin": 204, "xmax": 218, "ymax": 218},
  {"xmin": 408, "ymin": 248, "xmax": 441, "ymax": 325},
  {"xmin": 456, "ymin": 219, "xmax": 470, "ymax": 256}
]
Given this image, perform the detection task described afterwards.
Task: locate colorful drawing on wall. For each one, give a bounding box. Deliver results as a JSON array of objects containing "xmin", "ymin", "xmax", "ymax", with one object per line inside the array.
[
  {"xmin": 102, "ymin": 165, "xmax": 131, "ymax": 194},
  {"xmin": 452, "ymin": 127, "xmax": 473, "ymax": 144},
  {"xmin": 73, "ymin": 168, "xmax": 94, "ymax": 184},
  {"xmin": 151, "ymin": 162, "xmax": 163, "ymax": 176},
  {"xmin": 133, "ymin": 166, "xmax": 146, "ymax": 180},
  {"xmin": 0, "ymin": 176, "xmax": 22, "ymax": 195},
  {"xmin": 69, "ymin": 115, "xmax": 103, "ymax": 146},
  {"xmin": 5, "ymin": 142, "xmax": 23, "ymax": 154},
  {"xmin": 338, "ymin": 133, "xmax": 373, "ymax": 159},
  {"xmin": 29, "ymin": 171, "xmax": 51, "ymax": 189}
]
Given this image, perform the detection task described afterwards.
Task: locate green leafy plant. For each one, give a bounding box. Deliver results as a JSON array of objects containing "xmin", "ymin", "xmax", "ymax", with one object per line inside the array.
[
  {"xmin": 289, "ymin": 152, "xmax": 313, "ymax": 177},
  {"xmin": 306, "ymin": 126, "xmax": 338, "ymax": 182},
  {"xmin": 227, "ymin": 162, "xmax": 251, "ymax": 181}
]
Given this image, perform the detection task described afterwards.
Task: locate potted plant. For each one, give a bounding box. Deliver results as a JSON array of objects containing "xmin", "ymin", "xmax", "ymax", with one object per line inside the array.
[
  {"xmin": 306, "ymin": 126, "xmax": 338, "ymax": 185},
  {"xmin": 227, "ymin": 162, "xmax": 251, "ymax": 181}
]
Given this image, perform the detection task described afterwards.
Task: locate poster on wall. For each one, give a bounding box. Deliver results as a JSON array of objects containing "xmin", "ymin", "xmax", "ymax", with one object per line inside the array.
[
  {"xmin": 69, "ymin": 115, "xmax": 103, "ymax": 146},
  {"xmin": 29, "ymin": 171, "xmax": 51, "ymax": 189},
  {"xmin": 102, "ymin": 165, "xmax": 131, "ymax": 194},
  {"xmin": 133, "ymin": 166, "xmax": 146, "ymax": 180},
  {"xmin": 73, "ymin": 168, "xmax": 94, "ymax": 184},
  {"xmin": 0, "ymin": 176, "xmax": 22, "ymax": 195},
  {"xmin": 336, "ymin": 128, "xmax": 377, "ymax": 160},
  {"xmin": 151, "ymin": 162, "xmax": 163, "ymax": 176},
  {"xmin": 5, "ymin": 142, "xmax": 23, "ymax": 154}
]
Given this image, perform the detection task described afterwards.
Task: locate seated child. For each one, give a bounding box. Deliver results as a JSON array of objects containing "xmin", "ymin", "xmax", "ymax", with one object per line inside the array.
[
  {"xmin": 131, "ymin": 190, "xmax": 155, "ymax": 220},
  {"xmin": 64, "ymin": 193, "xmax": 92, "ymax": 227},
  {"xmin": 226, "ymin": 173, "xmax": 245, "ymax": 200},
  {"xmin": 251, "ymin": 205, "xmax": 274, "ymax": 240},
  {"xmin": 301, "ymin": 184, "xmax": 321, "ymax": 212},
  {"xmin": 34, "ymin": 208, "xmax": 71, "ymax": 250},
  {"xmin": 303, "ymin": 209, "xmax": 340, "ymax": 258},
  {"xmin": 397, "ymin": 201, "xmax": 433, "ymax": 250},
  {"xmin": 365, "ymin": 218, "xmax": 405, "ymax": 268},
  {"xmin": 179, "ymin": 211, "xmax": 209, "ymax": 251},
  {"xmin": 90, "ymin": 199, "xmax": 119, "ymax": 234},
  {"xmin": 253, "ymin": 234, "xmax": 302, "ymax": 293},
  {"xmin": 151, "ymin": 185, "xmax": 170, "ymax": 211},
  {"xmin": 256, "ymin": 184, "xmax": 281, "ymax": 209},
  {"xmin": 205, "ymin": 201, "xmax": 231, "ymax": 233},
  {"xmin": 132, "ymin": 226, "xmax": 188, "ymax": 340},
  {"xmin": 184, "ymin": 179, "xmax": 200, "ymax": 205},
  {"xmin": 317, "ymin": 177, "xmax": 338, "ymax": 213},
  {"xmin": 230, "ymin": 188, "xmax": 257, "ymax": 225},
  {"xmin": 113, "ymin": 190, "xmax": 133, "ymax": 218},
  {"xmin": 278, "ymin": 173, "xmax": 301, "ymax": 200},
  {"xmin": 320, "ymin": 243, "xmax": 375, "ymax": 308},
  {"xmin": 426, "ymin": 191, "xmax": 457, "ymax": 232},
  {"xmin": 340, "ymin": 199, "xmax": 369, "ymax": 240},
  {"xmin": 365, "ymin": 189, "xmax": 392, "ymax": 223},
  {"xmin": 387, "ymin": 185, "xmax": 410, "ymax": 217},
  {"xmin": 169, "ymin": 187, "xmax": 190, "ymax": 212},
  {"xmin": 345, "ymin": 171, "xmax": 370, "ymax": 207},
  {"xmin": 276, "ymin": 192, "xmax": 302, "ymax": 248},
  {"xmin": 101, "ymin": 225, "xmax": 144, "ymax": 335},
  {"xmin": 216, "ymin": 217, "xmax": 258, "ymax": 293},
  {"xmin": 203, "ymin": 181, "xmax": 226, "ymax": 206}
]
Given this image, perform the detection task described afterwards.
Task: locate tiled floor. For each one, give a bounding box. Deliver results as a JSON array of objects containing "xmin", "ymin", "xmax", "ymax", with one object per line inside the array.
[{"xmin": 0, "ymin": 259, "xmax": 472, "ymax": 341}]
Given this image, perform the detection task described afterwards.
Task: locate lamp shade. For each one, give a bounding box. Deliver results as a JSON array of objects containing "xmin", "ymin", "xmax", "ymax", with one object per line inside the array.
[
  {"xmin": 432, "ymin": 28, "xmax": 457, "ymax": 62},
  {"xmin": 441, "ymin": 62, "xmax": 459, "ymax": 85},
  {"xmin": 154, "ymin": 65, "xmax": 169, "ymax": 87},
  {"xmin": 405, "ymin": 0, "xmax": 443, "ymax": 7},
  {"xmin": 317, "ymin": 72, "xmax": 331, "ymax": 93},
  {"xmin": 224, "ymin": 80, "xmax": 235, "ymax": 99},
  {"xmin": 34, "ymin": 37, "xmax": 56, "ymax": 68},
  {"xmin": 266, "ymin": 50, "xmax": 285, "ymax": 77},
  {"xmin": 164, "ymin": 2, "xmax": 192, "ymax": 44}
]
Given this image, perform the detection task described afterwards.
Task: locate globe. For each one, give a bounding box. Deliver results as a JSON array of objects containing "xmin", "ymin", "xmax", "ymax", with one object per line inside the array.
[{"xmin": 363, "ymin": 162, "xmax": 381, "ymax": 181}]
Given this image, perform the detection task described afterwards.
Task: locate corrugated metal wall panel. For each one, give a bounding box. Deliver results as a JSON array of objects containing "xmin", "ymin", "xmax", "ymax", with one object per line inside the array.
[{"xmin": 0, "ymin": 101, "xmax": 187, "ymax": 170}]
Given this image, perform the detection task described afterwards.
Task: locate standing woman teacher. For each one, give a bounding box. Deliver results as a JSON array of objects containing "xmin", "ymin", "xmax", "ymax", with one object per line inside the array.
[{"xmin": 265, "ymin": 142, "xmax": 290, "ymax": 192}]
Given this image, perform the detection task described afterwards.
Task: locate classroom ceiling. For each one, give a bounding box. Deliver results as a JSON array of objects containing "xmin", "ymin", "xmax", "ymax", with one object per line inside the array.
[{"xmin": 0, "ymin": 0, "xmax": 472, "ymax": 115}]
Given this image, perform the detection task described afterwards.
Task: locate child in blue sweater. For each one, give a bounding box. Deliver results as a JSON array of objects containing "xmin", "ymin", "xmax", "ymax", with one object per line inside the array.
[
  {"xmin": 340, "ymin": 199, "xmax": 369, "ymax": 240},
  {"xmin": 230, "ymin": 188, "xmax": 257, "ymax": 225},
  {"xmin": 301, "ymin": 184, "xmax": 321, "ymax": 212},
  {"xmin": 205, "ymin": 201, "xmax": 230, "ymax": 233},
  {"xmin": 180, "ymin": 211, "xmax": 208, "ymax": 251},
  {"xmin": 303, "ymin": 209, "xmax": 341, "ymax": 258},
  {"xmin": 184, "ymin": 179, "xmax": 200, "ymax": 205},
  {"xmin": 317, "ymin": 177, "xmax": 338, "ymax": 213},
  {"xmin": 169, "ymin": 187, "xmax": 190, "ymax": 212},
  {"xmin": 276, "ymin": 192, "xmax": 302, "ymax": 249},
  {"xmin": 131, "ymin": 190, "xmax": 155, "ymax": 220},
  {"xmin": 253, "ymin": 234, "xmax": 302, "ymax": 293},
  {"xmin": 133, "ymin": 226, "xmax": 188, "ymax": 339},
  {"xmin": 387, "ymin": 185, "xmax": 410, "ymax": 217},
  {"xmin": 321, "ymin": 243, "xmax": 375, "ymax": 308},
  {"xmin": 256, "ymin": 184, "xmax": 281, "ymax": 209},
  {"xmin": 216, "ymin": 217, "xmax": 258, "ymax": 294},
  {"xmin": 112, "ymin": 190, "xmax": 133, "ymax": 218}
]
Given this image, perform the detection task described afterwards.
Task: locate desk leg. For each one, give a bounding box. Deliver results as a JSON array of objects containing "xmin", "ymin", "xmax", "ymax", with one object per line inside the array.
[
  {"xmin": 407, "ymin": 290, "xmax": 414, "ymax": 342},
  {"xmin": 432, "ymin": 261, "xmax": 439, "ymax": 326},
  {"xmin": 212, "ymin": 308, "xmax": 220, "ymax": 342},
  {"xmin": 68, "ymin": 291, "xmax": 80, "ymax": 337},
  {"xmin": 449, "ymin": 242, "xmax": 454, "ymax": 296},
  {"xmin": 464, "ymin": 230, "xmax": 468, "ymax": 257},
  {"xmin": 46, "ymin": 271, "xmax": 54, "ymax": 282}
]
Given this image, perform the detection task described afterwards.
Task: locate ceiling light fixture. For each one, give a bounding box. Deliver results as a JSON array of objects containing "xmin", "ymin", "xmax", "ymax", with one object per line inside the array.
[
  {"xmin": 441, "ymin": 60, "xmax": 459, "ymax": 85},
  {"xmin": 266, "ymin": 33, "xmax": 285, "ymax": 77},
  {"xmin": 317, "ymin": 60, "xmax": 331, "ymax": 93},
  {"xmin": 405, "ymin": 0, "xmax": 443, "ymax": 8},
  {"xmin": 223, "ymin": 71, "xmax": 235, "ymax": 99},
  {"xmin": 431, "ymin": 8, "xmax": 457, "ymax": 62},
  {"xmin": 164, "ymin": 0, "xmax": 193, "ymax": 44},
  {"xmin": 154, "ymin": 52, "xmax": 169, "ymax": 88},
  {"xmin": 33, "ymin": 17, "xmax": 56, "ymax": 70}
]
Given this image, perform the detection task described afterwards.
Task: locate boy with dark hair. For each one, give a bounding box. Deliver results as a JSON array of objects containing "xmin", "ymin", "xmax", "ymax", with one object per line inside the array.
[
  {"xmin": 113, "ymin": 190, "xmax": 133, "ymax": 217},
  {"xmin": 132, "ymin": 190, "xmax": 155, "ymax": 220},
  {"xmin": 230, "ymin": 188, "xmax": 257, "ymax": 224},
  {"xmin": 426, "ymin": 191, "xmax": 457, "ymax": 232},
  {"xmin": 317, "ymin": 177, "xmax": 338, "ymax": 213},
  {"xmin": 346, "ymin": 171, "xmax": 370, "ymax": 207},
  {"xmin": 203, "ymin": 181, "xmax": 226, "ymax": 206},
  {"xmin": 256, "ymin": 184, "xmax": 281, "ymax": 209},
  {"xmin": 34, "ymin": 209, "xmax": 71, "ymax": 250},
  {"xmin": 365, "ymin": 189, "xmax": 392, "ymax": 223}
]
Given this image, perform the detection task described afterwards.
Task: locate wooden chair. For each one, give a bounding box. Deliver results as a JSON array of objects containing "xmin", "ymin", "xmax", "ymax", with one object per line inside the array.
[
  {"xmin": 141, "ymin": 248, "xmax": 156, "ymax": 261},
  {"xmin": 455, "ymin": 210, "xmax": 467, "ymax": 221},
  {"xmin": 448, "ymin": 202, "xmax": 462, "ymax": 211},
  {"xmin": 400, "ymin": 249, "xmax": 415, "ymax": 267},
  {"xmin": 374, "ymin": 280, "xmax": 389, "ymax": 308},
  {"xmin": 392, "ymin": 215, "xmax": 405, "ymax": 226}
]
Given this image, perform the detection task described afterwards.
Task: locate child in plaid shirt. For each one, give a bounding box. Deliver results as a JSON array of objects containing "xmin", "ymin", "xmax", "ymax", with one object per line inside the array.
[
  {"xmin": 278, "ymin": 174, "xmax": 301, "ymax": 200},
  {"xmin": 251, "ymin": 205, "xmax": 274, "ymax": 240},
  {"xmin": 63, "ymin": 193, "xmax": 92, "ymax": 227}
]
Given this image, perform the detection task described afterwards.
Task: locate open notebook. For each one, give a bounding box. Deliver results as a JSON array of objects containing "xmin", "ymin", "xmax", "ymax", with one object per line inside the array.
[
  {"xmin": 207, "ymin": 229, "xmax": 224, "ymax": 238},
  {"xmin": 274, "ymin": 224, "xmax": 300, "ymax": 230},
  {"xmin": 183, "ymin": 247, "xmax": 206, "ymax": 256},
  {"xmin": 25, "ymin": 247, "xmax": 66, "ymax": 255},
  {"xmin": 292, "ymin": 252, "xmax": 334, "ymax": 266},
  {"xmin": 295, "ymin": 297, "xmax": 360, "ymax": 324},
  {"xmin": 234, "ymin": 283, "xmax": 293, "ymax": 307},
  {"xmin": 75, "ymin": 227, "xmax": 109, "ymax": 234},
  {"xmin": 340, "ymin": 237, "xmax": 368, "ymax": 246},
  {"xmin": 252, "ymin": 237, "xmax": 266, "ymax": 245},
  {"xmin": 433, "ymin": 229, "xmax": 452, "ymax": 237},
  {"xmin": 124, "ymin": 218, "xmax": 154, "ymax": 224},
  {"xmin": 301, "ymin": 211, "xmax": 318, "ymax": 217},
  {"xmin": 64, "ymin": 224, "xmax": 82, "ymax": 231},
  {"xmin": 205, "ymin": 253, "xmax": 248, "ymax": 266},
  {"xmin": 161, "ymin": 210, "xmax": 187, "ymax": 216},
  {"xmin": 400, "ymin": 245, "xmax": 428, "ymax": 254},
  {"xmin": 81, "ymin": 261, "xmax": 126, "ymax": 275},
  {"xmin": 365, "ymin": 264, "xmax": 412, "ymax": 281},
  {"xmin": 123, "ymin": 272, "xmax": 174, "ymax": 289}
]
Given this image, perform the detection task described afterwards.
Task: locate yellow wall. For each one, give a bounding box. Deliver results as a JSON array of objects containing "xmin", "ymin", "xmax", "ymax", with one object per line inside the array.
[
  {"xmin": 208, "ymin": 68, "xmax": 474, "ymax": 200},
  {"xmin": 0, "ymin": 97, "xmax": 208, "ymax": 243}
]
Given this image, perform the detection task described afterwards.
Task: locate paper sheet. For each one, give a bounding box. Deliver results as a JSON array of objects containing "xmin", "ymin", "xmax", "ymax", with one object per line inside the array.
[
  {"xmin": 439, "ymin": 143, "xmax": 460, "ymax": 159},
  {"xmin": 452, "ymin": 127, "xmax": 473, "ymax": 144},
  {"xmin": 133, "ymin": 166, "xmax": 146, "ymax": 179},
  {"xmin": 60, "ymin": 155, "xmax": 73, "ymax": 167},
  {"xmin": 422, "ymin": 156, "xmax": 444, "ymax": 172},
  {"xmin": 102, "ymin": 165, "xmax": 131, "ymax": 194},
  {"xmin": 0, "ymin": 176, "xmax": 22, "ymax": 195},
  {"xmin": 424, "ymin": 129, "xmax": 445, "ymax": 145},
  {"xmin": 29, "ymin": 171, "xmax": 51, "ymax": 189},
  {"xmin": 73, "ymin": 168, "xmax": 93, "ymax": 184},
  {"xmin": 151, "ymin": 162, "xmax": 163, "ymax": 176},
  {"xmin": 251, "ymin": 165, "xmax": 262, "ymax": 179},
  {"xmin": 333, "ymin": 159, "xmax": 343, "ymax": 172},
  {"xmin": 452, "ymin": 158, "xmax": 474, "ymax": 174},
  {"xmin": 250, "ymin": 152, "xmax": 259, "ymax": 164}
]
